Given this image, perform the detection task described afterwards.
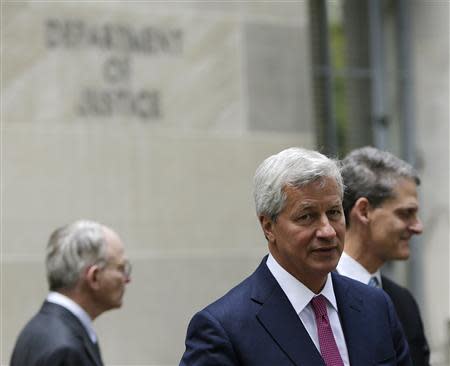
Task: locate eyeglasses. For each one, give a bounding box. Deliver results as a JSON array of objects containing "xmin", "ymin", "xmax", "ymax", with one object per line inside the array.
[{"xmin": 99, "ymin": 259, "xmax": 132, "ymax": 278}]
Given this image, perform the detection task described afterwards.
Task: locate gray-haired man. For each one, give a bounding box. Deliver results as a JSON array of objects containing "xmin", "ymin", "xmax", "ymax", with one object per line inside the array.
[
  {"xmin": 181, "ymin": 147, "xmax": 411, "ymax": 366},
  {"xmin": 10, "ymin": 220, "xmax": 131, "ymax": 366}
]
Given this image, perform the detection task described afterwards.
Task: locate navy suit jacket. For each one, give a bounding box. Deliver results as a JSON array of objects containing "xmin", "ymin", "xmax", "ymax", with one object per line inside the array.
[
  {"xmin": 10, "ymin": 301, "xmax": 103, "ymax": 366},
  {"xmin": 180, "ymin": 257, "xmax": 411, "ymax": 366},
  {"xmin": 382, "ymin": 276, "xmax": 430, "ymax": 366}
]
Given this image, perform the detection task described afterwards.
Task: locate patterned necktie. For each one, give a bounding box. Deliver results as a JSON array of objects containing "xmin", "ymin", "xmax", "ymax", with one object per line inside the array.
[
  {"xmin": 368, "ymin": 276, "xmax": 380, "ymax": 288},
  {"xmin": 311, "ymin": 295, "xmax": 344, "ymax": 366}
]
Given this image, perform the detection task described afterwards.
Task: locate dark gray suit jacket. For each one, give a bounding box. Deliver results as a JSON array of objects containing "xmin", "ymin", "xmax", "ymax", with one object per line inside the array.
[
  {"xmin": 10, "ymin": 301, "xmax": 103, "ymax": 366},
  {"xmin": 382, "ymin": 276, "xmax": 430, "ymax": 366},
  {"xmin": 180, "ymin": 257, "xmax": 412, "ymax": 366}
]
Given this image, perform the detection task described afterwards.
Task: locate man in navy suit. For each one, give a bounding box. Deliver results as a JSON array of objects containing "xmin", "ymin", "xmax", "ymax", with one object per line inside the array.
[
  {"xmin": 180, "ymin": 147, "xmax": 411, "ymax": 366},
  {"xmin": 337, "ymin": 146, "xmax": 430, "ymax": 366},
  {"xmin": 10, "ymin": 220, "xmax": 132, "ymax": 366}
]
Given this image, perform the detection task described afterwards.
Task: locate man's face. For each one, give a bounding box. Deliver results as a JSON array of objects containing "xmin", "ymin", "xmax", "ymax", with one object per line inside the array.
[
  {"xmin": 367, "ymin": 178, "xmax": 423, "ymax": 261},
  {"xmin": 96, "ymin": 228, "xmax": 131, "ymax": 312},
  {"xmin": 261, "ymin": 177, "xmax": 345, "ymax": 292}
]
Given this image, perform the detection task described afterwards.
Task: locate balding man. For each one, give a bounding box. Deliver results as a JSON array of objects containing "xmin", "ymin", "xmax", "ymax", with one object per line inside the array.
[{"xmin": 10, "ymin": 220, "xmax": 131, "ymax": 366}]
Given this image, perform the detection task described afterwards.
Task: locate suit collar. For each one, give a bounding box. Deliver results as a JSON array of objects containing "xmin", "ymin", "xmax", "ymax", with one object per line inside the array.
[
  {"xmin": 265, "ymin": 254, "xmax": 338, "ymax": 314},
  {"xmin": 47, "ymin": 292, "xmax": 97, "ymax": 343},
  {"xmin": 251, "ymin": 257, "xmax": 326, "ymax": 366},
  {"xmin": 332, "ymin": 273, "xmax": 374, "ymax": 366},
  {"xmin": 250, "ymin": 259, "xmax": 379, "ymax": 366},
  {"xmin": 41, "ymin": 302, "xmax": 103, "ymax": 366},
  {"xmin": 251, "ymin": 260, "xmax": 378, "ymax": 366}
]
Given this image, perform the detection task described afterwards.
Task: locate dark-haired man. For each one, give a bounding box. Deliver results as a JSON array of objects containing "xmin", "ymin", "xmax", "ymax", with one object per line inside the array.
[{"xmin": 337, "ymin": 146, "xmax": 429, "ymax": 366}]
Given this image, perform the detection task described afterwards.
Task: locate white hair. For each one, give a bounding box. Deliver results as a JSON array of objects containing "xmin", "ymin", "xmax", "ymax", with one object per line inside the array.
[
  {"xmin": 253, "ymin": 147, "xmax": 343, "ymax": 220},
  {"xmin": 46, "ymin": 220, "xmax": 108, "ymax": 290}
]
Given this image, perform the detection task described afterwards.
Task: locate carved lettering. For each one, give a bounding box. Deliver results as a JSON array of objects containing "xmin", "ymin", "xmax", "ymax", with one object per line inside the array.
[
  {"xmin": 77, "ymin": 88, "xmax": 160, "ymax": 120},
  {"xmin": 45, "ymin": 18, "xmax": 183, "ymax": 54},
  {"xmin": 103, "ymin": 57, "xmax": 130, "ymax": 84}
]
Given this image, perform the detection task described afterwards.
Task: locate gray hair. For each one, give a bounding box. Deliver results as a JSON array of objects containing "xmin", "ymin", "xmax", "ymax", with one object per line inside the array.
[
  {"xmin": 340, "ymin": 146, "xmax": 420, "ymax": 225},
  {"xmin": 253, "ymin": 147, "xmax": 343, "ymax": 221},
  {"xmin": 46, "ymin": 220, "xmax": 108, "ymax": 291}
]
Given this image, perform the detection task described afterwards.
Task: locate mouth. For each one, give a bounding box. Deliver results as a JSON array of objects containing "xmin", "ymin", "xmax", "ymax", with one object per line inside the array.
[{"xmin": 312, "ymin": 246, "xmax": 339, "ymax": 253}]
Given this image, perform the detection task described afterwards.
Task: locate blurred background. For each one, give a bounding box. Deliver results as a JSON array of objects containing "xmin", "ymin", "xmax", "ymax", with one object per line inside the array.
[{"xmin": 1, "ymin": 1, "xmax": 449, "ymax": 365}]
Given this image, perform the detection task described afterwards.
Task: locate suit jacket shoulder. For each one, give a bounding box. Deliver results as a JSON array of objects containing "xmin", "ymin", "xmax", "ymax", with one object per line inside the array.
[
  {"xmin": 10, "ymin": 301, "xmax": 103, "ymax": 366},
  {"xmin": 182, "ymin": 257, "xmax": 330, "ymax": 366},
  {"xmin": 180, "ymin": 257, "xmax": 412, "ymax": 366},
  {"xmin": 382, "ymin": 276, "xmax": 430, "ymax": 366}
]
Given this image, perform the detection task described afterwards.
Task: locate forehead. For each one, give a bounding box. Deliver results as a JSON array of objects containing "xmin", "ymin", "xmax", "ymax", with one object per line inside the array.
[
  {"xmin": 102, "ymin": 227, "xmax": 125, "ymax": 259},
  {"xmin": 284, "ymin": 177, "xmax": 342, "ymax": 207},
  {"xmin": 383, "ymin": 178, "xmax": 419, "ymax": 207}
]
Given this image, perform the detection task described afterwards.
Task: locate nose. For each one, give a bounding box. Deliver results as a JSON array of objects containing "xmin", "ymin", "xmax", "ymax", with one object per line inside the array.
[
  {"xmin": 316, "ymin": 215, "xmax": 336, "ymax": 239},
  {"xmin": 409, "ymin": 217, "xmax": 423, "ymax": 235}
]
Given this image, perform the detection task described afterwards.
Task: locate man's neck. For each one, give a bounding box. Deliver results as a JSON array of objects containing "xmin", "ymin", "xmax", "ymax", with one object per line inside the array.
[
  {"xmin": 344, "ymin": 230, "xmax": 383, "ymax": 273},
  {"xmin": 58, "ymin": 288, "xmax": 101, "ymax": 320}
]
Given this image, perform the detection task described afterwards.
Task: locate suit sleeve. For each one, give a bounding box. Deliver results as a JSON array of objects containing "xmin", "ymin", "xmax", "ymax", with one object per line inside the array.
[
  {"xmin": 180, "ymin": 309, "xmax": 239, "ymax": 366},
  {"xmin": 383, "ymin": 291, "xmax": 413, "ymax": 366}
]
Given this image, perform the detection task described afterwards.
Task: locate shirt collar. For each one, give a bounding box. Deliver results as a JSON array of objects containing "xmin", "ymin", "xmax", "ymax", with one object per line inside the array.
[
  {"xmin": 46, "ymin": 291, "xmax": 97, "ymax": 343},
  {"xmin": 337, "ymin": 251, "xmax": 382, "ymax": 286},
  {"xmin": 266, "ymin": 253, "xmax": 339, "ymax": 314}
]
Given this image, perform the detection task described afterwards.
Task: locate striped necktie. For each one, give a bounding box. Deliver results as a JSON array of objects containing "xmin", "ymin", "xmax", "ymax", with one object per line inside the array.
[{"xmin": 368, "ymin": 276, "xmax": 380, "ymax": 288}]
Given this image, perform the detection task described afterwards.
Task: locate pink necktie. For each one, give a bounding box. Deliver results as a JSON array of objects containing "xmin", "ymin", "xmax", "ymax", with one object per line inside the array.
[{"xmin": 311, "ymin": 295, "xmax": 344, "ymax": 366}]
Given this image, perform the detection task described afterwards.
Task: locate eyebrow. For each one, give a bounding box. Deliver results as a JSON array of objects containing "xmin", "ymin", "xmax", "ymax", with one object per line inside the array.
[
  {"xmin": 395, "ymin": 205, "xmax": 419, "ymax": 211},
  {"xmin": 294, "ymin": 200, "xmax": 342, "ymax": 212}
]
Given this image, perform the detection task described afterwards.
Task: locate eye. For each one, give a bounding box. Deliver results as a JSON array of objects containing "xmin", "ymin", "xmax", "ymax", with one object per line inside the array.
[
  {"xmin": 327, "ymin": 208, "xmax": 342, "ymax": 220},
  {"xmin": 295, "ymin": 213, "xmax": 314, "ymax": 223},
  {"xmin": 397, "ymin": 208, "xmax": 417, "ymax": 220}
]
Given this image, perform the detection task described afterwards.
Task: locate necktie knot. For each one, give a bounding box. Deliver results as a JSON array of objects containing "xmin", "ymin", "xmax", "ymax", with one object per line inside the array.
[
  {"xmin": 368, "ymin": 276, "xmax": 380, "ymax": 288},
  {"xmin": 311, "ymin": 294, "xmax": 328, "ymax": 319}
]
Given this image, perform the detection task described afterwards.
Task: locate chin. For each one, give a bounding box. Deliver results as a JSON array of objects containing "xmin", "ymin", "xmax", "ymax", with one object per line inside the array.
[
  {"xmin": 313, "ymin": 261, "xmax": 338, "ymax": 275},
  {"xmin": 109, "ymin": 298, "xmax": 123, "ymax": 309},
  {"xmin": 390, "ymin": 250, "xmax": 409, "ymax": 260},
  {"xmin": 394, "ymin": 242, "xmax": 410, "ymax": 258}
]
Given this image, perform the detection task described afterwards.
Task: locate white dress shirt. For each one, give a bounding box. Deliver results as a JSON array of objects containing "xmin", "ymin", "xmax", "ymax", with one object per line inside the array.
[
  {"xmin": 336, "ymin": 251, "xmax": 382, "ymax": 287},
  {"xmin": 266, "ymin": 254, "xmax": 350, "ymax": 366},
  {"xmin": 46, "ymin": 291, "xmax": 98, "ymax": 343}
]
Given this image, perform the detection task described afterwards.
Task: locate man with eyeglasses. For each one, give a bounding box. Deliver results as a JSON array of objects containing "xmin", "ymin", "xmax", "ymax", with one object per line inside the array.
[{"xmin": 10, "ymin": 219, "xmax": 132, "ymax": 366}]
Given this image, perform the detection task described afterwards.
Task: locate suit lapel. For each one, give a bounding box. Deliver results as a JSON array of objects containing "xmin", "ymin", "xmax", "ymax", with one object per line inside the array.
[
  {"xmin": 332, "ymin": 273, "xmax": 372, "ymax": 366},
  {"xmin": 252, "ymin": 259, "xmax": 325, "ymax": 366},
  {"xmin": 82, "ymin": 337, "xmax": 103, "ymax": 366},
  {"xmin": 43, "ymin": 302, "xmax": 103, "ymax": 366}
]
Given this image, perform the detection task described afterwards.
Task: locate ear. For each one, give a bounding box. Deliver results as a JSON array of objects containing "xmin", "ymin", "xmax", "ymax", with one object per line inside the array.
[
  {"xmin": 259, "ymin": 215, "xmax": 276, "ymax": 243},
  {"xmin": 351, "ymin": 197, "xmax": 371, "ymax": 225},
  {"xmin": 85, "ymin": 265, "xmax": 102, "ymax": 290}
]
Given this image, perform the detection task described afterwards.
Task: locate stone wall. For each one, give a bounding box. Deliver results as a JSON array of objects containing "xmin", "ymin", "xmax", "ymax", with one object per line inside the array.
[
  {"xmin": 1, "ymin": 2, "xmax": 314, "ymax": 365},
  {"xmin": 411, "ymin": 1, "xmax": 450, "ymax": 365}
]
